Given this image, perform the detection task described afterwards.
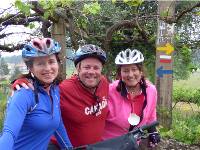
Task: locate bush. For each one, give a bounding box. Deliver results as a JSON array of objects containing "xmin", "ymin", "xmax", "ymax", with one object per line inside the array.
[
  {"xmin": 160, "ymin": 109, "xmax": 200, "ymax": 145},
  {"xmin": 0, "ymin": 90, "xmax": 7, "ymax": 131},
  {"xmin": 173, "ymin": 87, "xmax": 200, "ymax": 106}
]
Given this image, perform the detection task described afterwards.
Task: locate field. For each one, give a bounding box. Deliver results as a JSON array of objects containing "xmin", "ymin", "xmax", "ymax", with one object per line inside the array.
[
  {"xmin": 173, "ymin": 70, "xmax": 200, "ymax": 112},
  {"xmin": 173, "ymin": 70, "xmax": 200, "ymax": 89}
]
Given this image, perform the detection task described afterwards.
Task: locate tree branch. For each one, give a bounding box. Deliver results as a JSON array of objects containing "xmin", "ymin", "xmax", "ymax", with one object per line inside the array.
[
  {"xmin": 175, "ymin": 2, "xmax": 200, "ymax": 22},
  {"xmin": 2, "ymin": 16, "xmax": 42, "ymax": 26},
  {"xmin": 0, "ymin": 44, "xmax": 24, "ymax": 52},
  {"xmin": 30, "ymin": 1, "xmax": 59, "ymax": 23},
  {"xmin": 104, "ymin": 20, "xmax": 149, "ymax": 50},
  {"xmin": 41, "ymin": 20, "xmax": 51, "ymax": 37},
  {"xmin": 160, "ymin": 2, "xmax": 200, "ymax": 24},
  {"xmin": 0, "ymin": 32, "xmax": 33, "ymax": 39}
]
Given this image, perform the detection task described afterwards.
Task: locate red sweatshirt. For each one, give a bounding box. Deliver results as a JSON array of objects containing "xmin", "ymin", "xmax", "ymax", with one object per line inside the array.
[{"xmin": 51, "ymin": 75, "xmax": 109, "ymax": 147}]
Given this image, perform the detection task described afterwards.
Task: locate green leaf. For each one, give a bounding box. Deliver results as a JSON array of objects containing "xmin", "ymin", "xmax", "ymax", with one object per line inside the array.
[
  {"xmin": 112, "ymin": 0, "xmax": 117, "ymax": 3},
  {"xmin": 44, "ymin": 11, "xmax": 50, "ymax": 19},
  {"xmin": 123, "ymin": 0, "xmax": 144, "ymax": 7},
  {"xmin": 14, "ymin": 0, "xmax": 22, "ymax": 9},
  {"xmin": 83, "ymin": 2, "xmax": 101, "ymax": 15},
  {"xmin": 28, "ymin": 23, "xmax": 35, "ymax": 29},
  {"xmin": 14, "ymin": 0, "xmax": 31, "ymax": 16},
  {"xmin": 196, "ymin": 11, "xmax": 200, "ymax": 16},
  {"xmin": 60, "ymin": 0, "xmax": 74, "ymax": 7}
]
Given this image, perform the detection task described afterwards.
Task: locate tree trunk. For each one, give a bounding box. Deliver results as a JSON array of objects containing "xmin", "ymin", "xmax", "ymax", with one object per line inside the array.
[
  {"xmin": 52, "ymin": 18, "xmax": 67, "ymax": 80},
  {"xmin": 155, "ymin": 1, "xmax": 175, "ymax": 129}
]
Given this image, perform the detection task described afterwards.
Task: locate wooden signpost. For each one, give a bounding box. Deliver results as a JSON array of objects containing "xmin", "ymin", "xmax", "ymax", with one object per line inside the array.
[{"xmin": 156, "ymin": 1, "xmax": 175, "ymax": 129}]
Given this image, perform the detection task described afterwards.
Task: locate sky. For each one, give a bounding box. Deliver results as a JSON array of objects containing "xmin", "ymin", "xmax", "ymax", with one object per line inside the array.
[
  {"xmin": 0, "ymin": 0, "xmax": 30, "ymax": 57},
  {"xmin": 0, "ymin": 0, "xmax": 20, "ymax": 57},
  {"xmin": 0, "ymin": 0, "xmax": 15, "ymax": 8}
]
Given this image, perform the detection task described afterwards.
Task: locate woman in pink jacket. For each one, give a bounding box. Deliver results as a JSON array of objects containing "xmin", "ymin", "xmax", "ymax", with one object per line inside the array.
[{"xmin": 102, "ymin": 48, "xmax": 160, "ymax": 147}]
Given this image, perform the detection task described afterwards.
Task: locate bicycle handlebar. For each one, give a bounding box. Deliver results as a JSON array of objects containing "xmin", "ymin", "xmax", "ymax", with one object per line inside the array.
[
  {"xmin": 73, "ymin": 121, "xmax": 159, "ymax": 150},
  {"xmin": 131, "ymin": 121, "xmax": 159, "ymax": 135}
]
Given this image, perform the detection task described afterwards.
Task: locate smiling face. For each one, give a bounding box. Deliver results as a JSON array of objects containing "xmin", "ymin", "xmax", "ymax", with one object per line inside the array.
[
  {"xmin": 77, "ymin": 57, "xmax": 103, "ymax": 89},
  {"xmin": 120, "ymin": 64, "xmax": 143, "ymax": 87},
  {"xmin": 30, "ymin": 54, "xmax": 59, "ymax": 85}
]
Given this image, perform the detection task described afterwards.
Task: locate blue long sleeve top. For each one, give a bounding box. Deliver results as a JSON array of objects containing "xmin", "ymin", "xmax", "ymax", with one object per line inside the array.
[{"xmin": 0, "ymin": 85, "xmax": 72, "ymax": 150}]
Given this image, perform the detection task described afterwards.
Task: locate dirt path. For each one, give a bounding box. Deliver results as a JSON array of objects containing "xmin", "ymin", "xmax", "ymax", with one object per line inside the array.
[{"xmin": 139, "ymin": 138, "xmax": 200, "ymax": 150}]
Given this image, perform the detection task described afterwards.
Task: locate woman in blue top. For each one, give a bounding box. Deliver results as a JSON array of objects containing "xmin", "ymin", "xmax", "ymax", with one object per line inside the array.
[{"xmin": 0, "ymin": 38, "xmax": 72, "ymax": 150}]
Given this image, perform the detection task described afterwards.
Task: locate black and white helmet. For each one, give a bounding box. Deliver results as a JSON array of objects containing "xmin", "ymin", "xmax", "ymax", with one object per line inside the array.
[
  {"xmin": 115, "ymin": 49, "xmax": 144, "ymax": 65},
  {"xmin": 74, "ymin": 44, "xmax": 106, "ymax": 66}
]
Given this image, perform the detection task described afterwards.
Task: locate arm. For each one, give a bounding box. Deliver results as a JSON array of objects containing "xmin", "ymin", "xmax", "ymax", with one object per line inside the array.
[
  {"xmin": 0, "ymin": 89, "xmax": 32, "ymax": 150},
  {"xmin": 146, "ymin": 84, "xmax": 158, "ymax": 124},
  {"xmin": 54, "ymin": 118, "xmax": 73, "ymax": 150},
  {"xmin": 11, "ymin": 78, "xmax": 34, "ymax": 92},
  {"xmin": 146, "ymin": 84, "xmax": 160, "ymax": 147}
]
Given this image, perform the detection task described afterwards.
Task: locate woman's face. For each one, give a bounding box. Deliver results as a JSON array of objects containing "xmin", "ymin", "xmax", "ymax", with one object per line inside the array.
[
  {"xmin": 30, "ymin": 54, "xmax": 59, "ymax": 85},
  {"xmin": 120, "ymin": 64, "xmax": 142, "ymax": 87}
]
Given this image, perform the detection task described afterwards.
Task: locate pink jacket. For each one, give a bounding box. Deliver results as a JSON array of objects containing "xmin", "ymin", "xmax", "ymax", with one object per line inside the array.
[{"xmin": 102, "ymin": 80, "xmax": 157, "ymax": 140}]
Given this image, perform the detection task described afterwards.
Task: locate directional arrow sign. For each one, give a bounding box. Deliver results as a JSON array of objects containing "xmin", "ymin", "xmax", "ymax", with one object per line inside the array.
[
  {"xmin": 157, "ymin": 66, "xmax": 173, "ymax": 78},
  {"xmin": 156, "ymin": 43, "xmax": 174, "ymax": 55}
]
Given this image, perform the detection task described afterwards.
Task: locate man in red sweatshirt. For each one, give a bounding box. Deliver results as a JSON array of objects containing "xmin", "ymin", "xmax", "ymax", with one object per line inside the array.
[{"xmin": 50, "ymin": 44, "xmax": 109, "ymax": 148}]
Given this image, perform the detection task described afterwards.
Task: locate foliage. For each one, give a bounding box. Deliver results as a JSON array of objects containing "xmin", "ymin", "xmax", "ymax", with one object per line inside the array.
[
  {"xmin": 0, "ymin": 58, "xmax": 9, "ymax": 76},
  {"xmin": 83, "ymin": 2, "xmax": 101, "ymax": 15},
  {"xmin": 159, "ymin": 110, "xmax": 200, "ymax": 145},
  {"xmin": 173, "ymin": 2, "xmax": 200, "ymax": 80},
  {"xmin": 9, "ymin": 67, "xmax": 22, "ymax": 82},
  {"xmin": 173, "ymin": 73, "xmax": 200, "ymax": 106},
  {"xmin": 39, "ymin": 0, "xmax": 73, "ymax": 19},
  {"xmin": 15, "ymin": 0, "xmax": 31, "ymax": 16},
  {"xmin": 123, "ymin": 0, "xmax": 144, "ymax": 7},
  {"xmin": 173, "ymin": 87, "xmax": 200, "ymax": 106},
  {"xmin": 1, "ymin": 1, "xmax": 200, "ymax": 81},
  {"xmin": 0, "ymin": 87, "xmax": 8, "ymax": 131},
  {"xmin": 173, "ymin": 31, "xmax": 198, "ymax": 80}
]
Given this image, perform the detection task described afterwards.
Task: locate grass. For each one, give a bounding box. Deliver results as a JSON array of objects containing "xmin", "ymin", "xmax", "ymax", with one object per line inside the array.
[
  {"xmin": 0, "ymin": 90, "xmax": 7, "ymax": 131},
  {"xmin": 173, "ymin": 102, "xmax": 200, "ymax": 113},
  {"xmin": 161, "ymin": 71, "xmax": 200, "ymax": 144},
  {"xmin": 160, "ymin": 109, "xmax": 200, "ymax": 145},
  {"xmin": 173, "ymin": 70, "xmax": 200, "ymax": 89},
  {"xmin": 173, "ymin": 70, "xmax": 200, "ymax": 111}
]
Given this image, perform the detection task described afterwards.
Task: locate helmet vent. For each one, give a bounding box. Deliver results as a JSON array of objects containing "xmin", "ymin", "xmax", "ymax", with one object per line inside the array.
[
  {"xmin": 26, "ymin": 47, "xmax": 31, "ymax": 51},
  {"xmin": 46, "ymin": 39, "xmax": 51, "ymax": 48},
  {"xmin": 120, "ymin": 53, "xmax": 124, "ymax": 58},
  {"xmin": 126, "ymin": 50, "xmax": 130, "ymax": 62},
  {"xmin": 33, "ymin": 42, "xmax": 42, "ymax": 51}
]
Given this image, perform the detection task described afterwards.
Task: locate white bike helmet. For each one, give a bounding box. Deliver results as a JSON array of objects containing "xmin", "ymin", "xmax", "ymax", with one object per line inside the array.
[{"xmin": 115, "ymin": 49, "xmax": 144, "ymax": 65}]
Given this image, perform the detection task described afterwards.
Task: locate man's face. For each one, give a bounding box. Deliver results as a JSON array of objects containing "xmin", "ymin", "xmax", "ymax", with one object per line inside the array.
[{"xmin": 77, "ymin": 57, "xmax": 103, "ymax": 88}]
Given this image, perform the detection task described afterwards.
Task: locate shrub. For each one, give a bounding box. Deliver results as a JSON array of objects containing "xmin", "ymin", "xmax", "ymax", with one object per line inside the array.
[
  {"xmin": 0, "ymin": 91, "xmax": 7, "ymax": 130},
  {"xmin": 160, "ymin": 109, "xmax": 200, "ymax": 145},
  {"xmin": 173, "ymin": 87, "xmax": 200, "ymax": 106}
]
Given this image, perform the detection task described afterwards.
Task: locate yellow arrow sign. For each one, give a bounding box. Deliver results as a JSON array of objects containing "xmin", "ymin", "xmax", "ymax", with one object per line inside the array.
[{"xmin": 156, "ymin": 43, "xmax": 174, "ymax": 55}]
